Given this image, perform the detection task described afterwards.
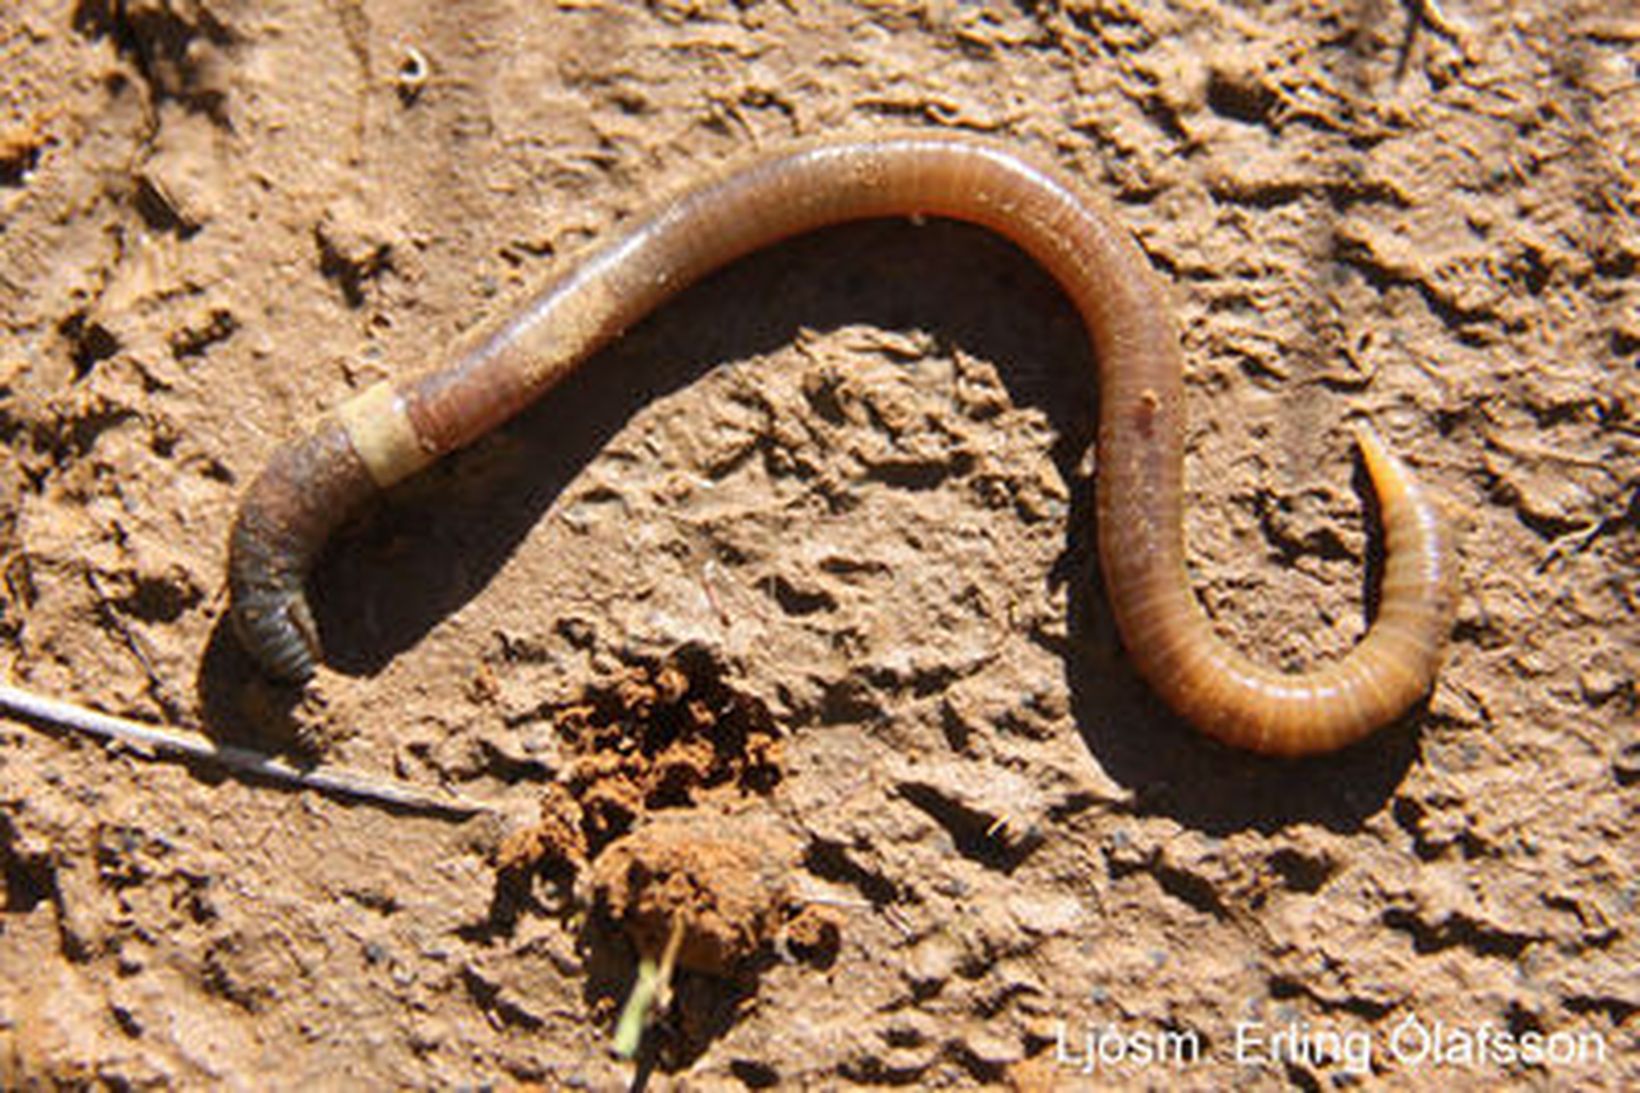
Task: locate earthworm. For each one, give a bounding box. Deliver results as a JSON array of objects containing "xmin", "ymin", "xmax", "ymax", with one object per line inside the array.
[{"xmin": 228, "ymin": 132, "xmax": 1455, "ymax": 756}]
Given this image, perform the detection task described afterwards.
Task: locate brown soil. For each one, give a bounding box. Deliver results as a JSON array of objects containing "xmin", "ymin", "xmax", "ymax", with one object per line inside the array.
[
  {"xmin": 492, "ymin": 651, "xmax": 833, "ymax": 1066},
  {"xmin": 2, "ymin": 0, "xmax": 1638, "ymax": 1088}
]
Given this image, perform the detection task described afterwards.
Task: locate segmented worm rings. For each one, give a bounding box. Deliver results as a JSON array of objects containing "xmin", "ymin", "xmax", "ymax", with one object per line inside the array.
[{"xmin": 229, "ymin": 133, "xmax": 1455, "ymax": 756}]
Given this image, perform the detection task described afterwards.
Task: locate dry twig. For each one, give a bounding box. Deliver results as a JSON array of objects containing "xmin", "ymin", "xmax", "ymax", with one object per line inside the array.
[{"xmin": 0, "ymin": 682, "xmax": 494, "ymax": 819}]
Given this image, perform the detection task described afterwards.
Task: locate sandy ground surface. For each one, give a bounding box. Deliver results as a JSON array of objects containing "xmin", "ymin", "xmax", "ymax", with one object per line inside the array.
[{"xmin": 2, "ymin": 0, "xmax": 1637, "ymax": 1087}]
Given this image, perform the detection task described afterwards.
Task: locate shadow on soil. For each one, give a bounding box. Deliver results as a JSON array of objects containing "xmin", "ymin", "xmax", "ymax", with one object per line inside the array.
[{"xmin": 194, "ymin": 215, "xmax": 1414, "ymax": 831}]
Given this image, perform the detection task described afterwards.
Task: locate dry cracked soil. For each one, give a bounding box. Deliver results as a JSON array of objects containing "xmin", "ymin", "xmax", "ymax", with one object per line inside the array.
[{"xmin": 1, "ymin": 0, "xmax": 1637, "ymax": 1088}]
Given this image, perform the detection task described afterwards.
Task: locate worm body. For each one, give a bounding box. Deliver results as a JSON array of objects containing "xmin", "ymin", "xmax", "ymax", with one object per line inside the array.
[{"xmin": 228, "ymin": 133, "xmax": 1455, "ymax": 756}]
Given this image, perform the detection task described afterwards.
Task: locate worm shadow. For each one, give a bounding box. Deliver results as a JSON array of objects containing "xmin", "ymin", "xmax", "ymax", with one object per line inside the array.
[
  {"xmin": 195, "ymin": 214, "xmax": 1418, "ymax": 830},
  {"xmin": 305, "ymin": 217, "xmax": 1102, "ymax": 682},
  {"xmin": 193, "ymin": 219, "xmax": 1093, "ymax": 746}
]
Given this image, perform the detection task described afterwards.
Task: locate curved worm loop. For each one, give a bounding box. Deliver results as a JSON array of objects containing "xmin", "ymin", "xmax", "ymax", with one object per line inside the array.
[{"xmin": 226, "ymin": 133, "xmax": 1455, "ymax": 755}]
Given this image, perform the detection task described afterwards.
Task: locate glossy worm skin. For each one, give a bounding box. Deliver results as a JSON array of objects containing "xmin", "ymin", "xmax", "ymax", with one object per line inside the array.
[{"xmin": 228, "ymin": 133, "xmax": 1455, "ymax": 756}]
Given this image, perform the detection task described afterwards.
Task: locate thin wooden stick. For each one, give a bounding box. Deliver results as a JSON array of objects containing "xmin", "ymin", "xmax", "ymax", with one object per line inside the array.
[{"xmin": 0, "ymin": 682, "xmax": 495, "ymax": 819}]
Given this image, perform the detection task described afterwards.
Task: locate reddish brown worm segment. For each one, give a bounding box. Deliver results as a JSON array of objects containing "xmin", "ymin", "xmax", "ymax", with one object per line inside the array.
[{"xmin": 229, "ymin": 133, "xmax": 1455, "ymax": 756}]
